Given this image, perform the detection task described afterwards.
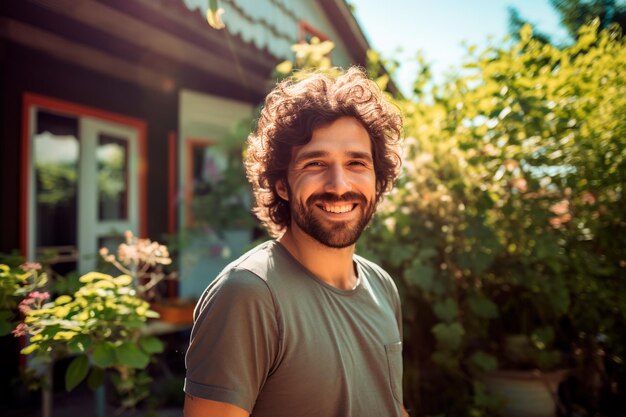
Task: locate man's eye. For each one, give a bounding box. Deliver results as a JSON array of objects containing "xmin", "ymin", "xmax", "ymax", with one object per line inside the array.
[
  {"xmin": 349, "ymin": 161, "xmax": 367, "ymax": 167},
  {"xmin": 304, "ymin": 161, "xmax": 324, "ymax": 168}
]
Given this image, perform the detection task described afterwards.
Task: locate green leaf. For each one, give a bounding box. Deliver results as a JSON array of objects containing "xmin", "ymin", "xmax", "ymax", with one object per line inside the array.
[
  {"xmin": 457, "ymin": 249, "xmax": 493, "ymax": 275},
  {"xmin": 116, "ymin": 342, "xmax": 150, "ymax": 369},
  {"xmin": 139, "ymin": 336, "xmax": 164, "ymax": 354},
  {"xmin": 92, "ymin": 342, "xmax": 116, "ymax": 367},
  {"xmin": 207, "ymin": 0, "xmax": 225, "ymax": 29},
  {"xmin": 145, "ymin": 310, "xmax": 160, "ymax": 319},
  {"xmin": 21, "ymin": 343, "xmax": 39, "ymax": 355},
  {"xmin": 87, "ymin": 367, "xmax": 105, "ymax": 390},
  {"xmin": 275, "ymin": 60, "xmax": 293, "ymax": 75},
  {"xmin": 404, "ymin": 259, "xmax": 435, "ymax": 292},
  {"xmin": 55, "ymin": 295, "xmax": 73, "ymax": 305},
  {"xmin": 468, "ymin": 295, "xmax": 499, "ymax": 319},
  {"xmin": 470, "ymin": 351, "xmax": 498, "ymax": 372},
  {"xmin": 531, "ymin": 326, "xmax": 555, "ymax": 349},
  {"xmin": 432, "ymin": 322, "xmax": 465, "ymax": 351},
  {"xmin": 418, "ymin": 247, "xmax": 438, "ymax": 261},
  {"xmin": 68, "ymin": 334, "xmax": 92, "ymax": 353},
  {"xmin": 0, "ymin": 321, "xmax": 12, "ymax": 336},
  {"xmin": 65, "ymin": 355, "xmax": 90, "ymax": 391},
  {"xmin": 389, "ymin": 245, "xmax": 414, "ymax": 267},
  {"xmin": 433, "ymin": 298, "xmax": 458, "ymax": 323},
  {"xmin": 123, "ymin": 319, "xmax": 146, "ymax": 329},
  {"xmin": 431, "ymin": 351, "xmax": 460, "ymax": 373}
]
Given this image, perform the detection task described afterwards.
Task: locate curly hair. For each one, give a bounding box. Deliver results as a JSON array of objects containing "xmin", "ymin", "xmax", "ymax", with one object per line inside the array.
[{"xmin": 245, "ymin": 66, "xmax": 403, "ymax": 237}]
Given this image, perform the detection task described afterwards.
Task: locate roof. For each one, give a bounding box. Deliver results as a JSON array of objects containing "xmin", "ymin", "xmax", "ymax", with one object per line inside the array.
[{"xmin": 182, "ymin": 0, "xmax": 371, "ymax": 64}]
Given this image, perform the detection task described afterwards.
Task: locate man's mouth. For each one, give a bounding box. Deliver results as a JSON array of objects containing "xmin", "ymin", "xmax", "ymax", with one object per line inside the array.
[{"xmin": 319, "ymin": 203, "xmax": 357, "ymax": 214}]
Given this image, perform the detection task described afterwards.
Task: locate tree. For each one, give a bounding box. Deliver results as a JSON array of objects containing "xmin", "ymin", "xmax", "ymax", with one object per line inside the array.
[
  {"xmin": 551, "ymin": 0, "xmax": 626, "ymax": 37},
  {"xmin": 509, "ymin": 0, "xmax": 626, "ymax": 44}
]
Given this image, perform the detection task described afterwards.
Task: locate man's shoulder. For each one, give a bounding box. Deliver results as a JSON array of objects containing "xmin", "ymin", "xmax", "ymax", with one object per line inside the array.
[
  {"xmin": 354, "ymin": 254, "xmax": 398, "ymax": 291},
  {"xmin": 196, "ymin": 241, "xmax": 280, "ymax": 312},
  {"xmin": 354, "ymin": 254, "xmax": 392, "ymax": 280},
  {"xmin": 217, "ymin": 240, "xmax": 282, "ymax": 284}
]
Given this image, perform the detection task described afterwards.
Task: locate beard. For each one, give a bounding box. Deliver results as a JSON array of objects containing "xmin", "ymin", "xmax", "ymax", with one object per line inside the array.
[{"xmin": 289, "ymin": 190, "xmax": 375, "ymax": 249}]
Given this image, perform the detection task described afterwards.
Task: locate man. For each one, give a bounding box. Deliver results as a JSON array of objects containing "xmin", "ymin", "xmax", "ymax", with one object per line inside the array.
[{"xmin": 184, "ymin": 67, "xmax": 407, "ymax": 417}]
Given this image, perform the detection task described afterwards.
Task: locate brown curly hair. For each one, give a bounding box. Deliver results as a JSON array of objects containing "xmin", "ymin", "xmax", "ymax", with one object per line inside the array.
[{"xmin": 245, "ymin": 66, "xmax": 403, "ymax": 237}]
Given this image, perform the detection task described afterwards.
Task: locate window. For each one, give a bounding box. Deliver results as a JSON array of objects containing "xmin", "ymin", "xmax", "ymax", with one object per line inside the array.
[
  {"xmin": 22, "ymin": 93, "xmax": 146, "ymax": 274},
  {"xmin": 185, "ymin": 139, "xmax": 223, "ymax": 226}
]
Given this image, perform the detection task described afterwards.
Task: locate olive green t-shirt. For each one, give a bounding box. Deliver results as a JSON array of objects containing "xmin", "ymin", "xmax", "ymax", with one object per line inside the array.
[{"xmin": 184, "ymin": 240, "xmax": 403, "ymax": 417}]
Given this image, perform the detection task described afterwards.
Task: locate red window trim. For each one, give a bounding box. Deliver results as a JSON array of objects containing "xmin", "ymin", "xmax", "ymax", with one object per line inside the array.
[
  {"xmin": 168, "ymin": 131, "xmax": 177, "ymax": 235},
  {"xmin": 20, "ymin": 92, "xmax": 148, "ymax": 256},
  {"xmin": 298, "ymin": 20, "xmax": 329, "ymax": 42}
]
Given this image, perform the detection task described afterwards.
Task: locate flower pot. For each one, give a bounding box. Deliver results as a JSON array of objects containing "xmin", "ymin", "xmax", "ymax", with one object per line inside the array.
[
  {"xmin": 150, "ymin": 300, "xmax": 195, "ymax": 325},
  {"xmin": 481, "ymin": 369, "xmax": 568, "ymax": 417}
]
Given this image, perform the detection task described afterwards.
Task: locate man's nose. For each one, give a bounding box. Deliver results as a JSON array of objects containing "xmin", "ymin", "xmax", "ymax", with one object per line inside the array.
[{"xmin": 324, "ymin": 164, "xmax": 352, "ymax": 195}]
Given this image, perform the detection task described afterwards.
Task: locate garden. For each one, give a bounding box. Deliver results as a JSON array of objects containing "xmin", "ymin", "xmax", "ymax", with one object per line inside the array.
[{"xmin": 359, "ymin": 19, "xmax": 626, "ymax": 416}]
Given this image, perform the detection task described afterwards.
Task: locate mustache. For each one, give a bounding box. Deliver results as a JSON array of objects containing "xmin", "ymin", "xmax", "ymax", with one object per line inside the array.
[{"xmin": 307, "ymin": 192, "xmax": 367, "ymax": 205}]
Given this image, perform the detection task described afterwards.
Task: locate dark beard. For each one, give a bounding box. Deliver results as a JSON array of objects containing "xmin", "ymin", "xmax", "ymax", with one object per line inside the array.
[{"xmin": 290, "ymin": 191, "xmax": 375, "ymax": 249}]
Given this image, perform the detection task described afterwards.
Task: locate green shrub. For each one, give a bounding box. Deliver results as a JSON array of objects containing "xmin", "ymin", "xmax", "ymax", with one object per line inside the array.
[{"xmin": 361, "ymin": 21, "xmax": 626, "ymax": 415}]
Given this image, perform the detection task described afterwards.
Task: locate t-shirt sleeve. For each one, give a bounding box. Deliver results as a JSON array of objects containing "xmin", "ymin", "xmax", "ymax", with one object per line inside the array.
[{"xmin": 184, "ymin": 268, "xmax": 279, "ymax": 412}]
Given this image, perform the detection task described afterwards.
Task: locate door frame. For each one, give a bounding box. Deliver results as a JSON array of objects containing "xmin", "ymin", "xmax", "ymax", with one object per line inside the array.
[{"xmin": 20, "ymin": 92, "xmax": 148, "ymax": 262}]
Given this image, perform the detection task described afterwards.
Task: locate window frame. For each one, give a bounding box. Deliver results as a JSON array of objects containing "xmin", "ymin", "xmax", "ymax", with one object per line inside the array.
[{"xmin": 20, "ymin": 92, "xmax": 148, "ymax": 261}]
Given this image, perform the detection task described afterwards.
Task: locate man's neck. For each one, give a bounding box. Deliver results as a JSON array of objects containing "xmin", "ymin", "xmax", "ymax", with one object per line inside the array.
[{"xmin": 277, "ymin": 226, "xmax": 358, "ymax": 290}]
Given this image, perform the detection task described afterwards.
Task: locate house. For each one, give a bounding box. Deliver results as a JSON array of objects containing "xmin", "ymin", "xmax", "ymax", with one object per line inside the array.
[
  {"xmin": 0, "ymin": 0, "xmax": 381, "ymax": 299},
  {"xmin": 0, "ymin": 0, "xmax": 387, "ymax": 409}
]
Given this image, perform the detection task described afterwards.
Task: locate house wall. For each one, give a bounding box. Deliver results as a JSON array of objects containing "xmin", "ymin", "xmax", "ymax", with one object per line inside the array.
[
  {"xmin": 0, "ymin": 42, "xmax": 177, "ymax": 253},
  {"xmin": 177, "ymin": 89, "xmax": 256, "ymax": 298}
]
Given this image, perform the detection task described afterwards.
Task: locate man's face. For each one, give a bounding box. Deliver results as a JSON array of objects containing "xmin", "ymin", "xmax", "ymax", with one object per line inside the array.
[{"xmin": 278, "ymin": 116, "xmax": 376, "ymax": 248}]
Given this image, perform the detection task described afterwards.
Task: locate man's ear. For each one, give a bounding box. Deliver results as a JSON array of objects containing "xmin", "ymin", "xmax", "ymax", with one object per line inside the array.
[{"xmin": 275, "ymin": 180, "xmax": 289, "ymax": 201}]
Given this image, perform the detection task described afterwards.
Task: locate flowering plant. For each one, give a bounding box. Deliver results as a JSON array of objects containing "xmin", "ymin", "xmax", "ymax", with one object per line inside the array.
[
  {"xmin": 99, "ymin": 230, "xmax": 172, "ymax": 296},
  {"xmin": 0, "ymin": 262, "xmax": 47, "ymax": 336},
  {"xmin": 12, "ymin": 231, "xmax": 173, "ymax": 412},
  {"xmin": 15, "ymin": 271, "xmax": 163, "ymax": 408}
]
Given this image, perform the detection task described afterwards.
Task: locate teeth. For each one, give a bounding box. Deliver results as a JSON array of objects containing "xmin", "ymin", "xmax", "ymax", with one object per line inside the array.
[{"xmin": 322, "ymin": 204, "xmax": 353, "ymax": 213}]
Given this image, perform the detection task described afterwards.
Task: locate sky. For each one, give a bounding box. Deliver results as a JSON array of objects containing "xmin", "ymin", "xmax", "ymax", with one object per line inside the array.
[{"xmin": 350, "ymin": 0, "xmax": 571, "ymax": 95}]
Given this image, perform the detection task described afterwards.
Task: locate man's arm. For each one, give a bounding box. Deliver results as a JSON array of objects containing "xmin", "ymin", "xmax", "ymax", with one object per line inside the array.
[{"xmin": 184, "ymin": 394, "xmax": 249, "ymax": 417}]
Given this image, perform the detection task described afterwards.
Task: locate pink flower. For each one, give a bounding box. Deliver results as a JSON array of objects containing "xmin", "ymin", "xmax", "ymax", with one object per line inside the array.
[
  {"xmin": 550, "ymin": 200, "xmax": 570, "ymax": 216},
  {"xmin": 29, "ymin": 291, "xmax": 50, "ymax": 301},
  {"xmin": 20, "ymin": 262, "xmax": 42, "ymax": 272},
  {"xmin": 12, "ymin": 323, "xmax": 28, "ymax": 337},
  {"xmin": 503, "ymin": 159, "xmax": 519, "ymax": 171},
  {"xmin": 581, "ymin": 191, "xmax": 596, "ymax": 205},
  {"xmin": 549, "ymin": 213, "xmax": 572, "ymax": 229},
  {"xmin": 482, "ymin": 144, "xmax": 497, "ymax": 156},
  {"xmin": 512, "ymin": 178, "xmax": 528, "ymax": 193},
  {"xmin": 18, "ymin": 298, "xmax": 35, "ymax": 313}
]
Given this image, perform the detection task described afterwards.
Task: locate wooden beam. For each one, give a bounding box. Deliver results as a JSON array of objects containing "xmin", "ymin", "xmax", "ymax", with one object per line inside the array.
[{"xmin": 0, "ymin": 18, "xmax": 175, "ymax": 94}]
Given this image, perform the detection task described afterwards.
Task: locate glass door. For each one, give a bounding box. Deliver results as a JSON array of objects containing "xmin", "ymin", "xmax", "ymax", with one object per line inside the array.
[
  {"xmin": 78, "ymin": 117, "xmax": 139, "ymax": 273},
  {"xmin": 30, "ymin": 110, "xmax": 80, "ymax": 276}
]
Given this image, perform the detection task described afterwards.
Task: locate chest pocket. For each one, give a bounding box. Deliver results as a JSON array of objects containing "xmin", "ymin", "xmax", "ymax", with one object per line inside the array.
[{"xmin": 384, "ymin": 341, "xmax": 403, "ymax": 403}]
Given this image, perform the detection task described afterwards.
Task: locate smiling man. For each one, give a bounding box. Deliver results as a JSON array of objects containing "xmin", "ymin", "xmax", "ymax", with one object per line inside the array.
[{"xmin": 184, "ymin": 67, "xmax": 408, "ymax": 417}]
